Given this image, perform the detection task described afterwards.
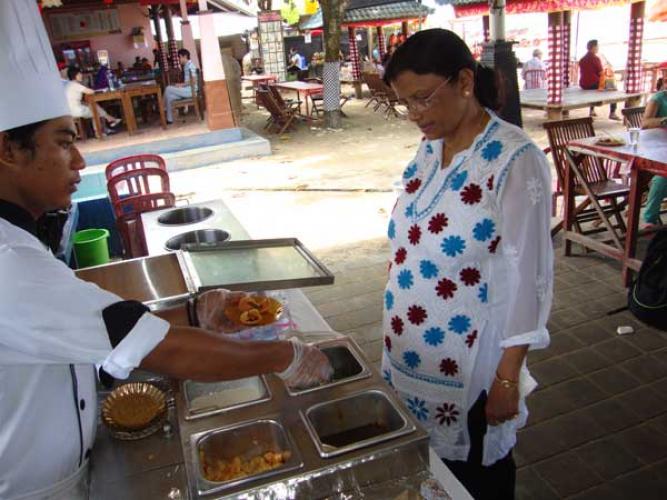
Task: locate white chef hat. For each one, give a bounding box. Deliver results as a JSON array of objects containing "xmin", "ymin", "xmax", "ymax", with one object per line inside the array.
[{"xmin": 0, "ymin": 0, "xmax": 70, "ymax": 132}]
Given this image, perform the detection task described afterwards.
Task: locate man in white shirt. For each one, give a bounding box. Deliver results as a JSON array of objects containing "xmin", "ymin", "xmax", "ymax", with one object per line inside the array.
[
  {"xmin": 521, "ymin": 49, "xmax": 547, "ymax": 89},
  {"xmin": 164, "ymin": 48, "xmax": 198, "ymax": 123},
  {"xmin": 0, "ymin": 2, "xmax": 332, "ymax": 497},
  {"xmin": 65, "ymin": 66, "xmax": 122, "ymax": 129}
]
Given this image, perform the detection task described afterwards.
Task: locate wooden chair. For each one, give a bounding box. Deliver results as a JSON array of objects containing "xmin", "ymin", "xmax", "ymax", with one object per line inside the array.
[
  {"xmin": 621, "ymin": 106, "xmax": 645, "ymax": 129},
  {"xmin": 171, "ymin": 70, "xmax": 203, "ymax": 122},
  {"xmin": 256, "ymin": 87, "xmax": 297, "ymax": 136},
  {"xmin": 267, "ymin": 84, "xmax": 301, "ymax": 112},
  {"xmin": 523, "ymin": 69, "xmax": 546, "ymax": 89},
  {"xmin": 363, "ymin": 72, "xmax": 403, "ymax": 118},
  {"xmin": 73, "ymin": 118, "xmax": 93, "ymax": 141},
  {"xmin": 361, "ymin": 72, "xmax": 384, "ymax": 110},
  {"xmin": 107, "ymin": 168, "xmax": 175, "ymax": 258},
  {"xmin": 544, "ymin": 117, "xmax": 630, "ymax": 240},
  {"xmin": 105, "ymin": 154, "xmax": 167, "ymax": 181}
]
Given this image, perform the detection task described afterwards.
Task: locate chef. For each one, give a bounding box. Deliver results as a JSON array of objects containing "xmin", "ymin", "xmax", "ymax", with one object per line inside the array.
[{"xmin": 0, "ymin": 2, "xmax": 332, "ymax": 498}]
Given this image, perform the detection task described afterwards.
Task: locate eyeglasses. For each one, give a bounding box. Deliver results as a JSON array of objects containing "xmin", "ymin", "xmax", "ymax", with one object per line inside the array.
[{"xmin": 399, "ymin": 78, "xmax": 451, "ymax": 113}]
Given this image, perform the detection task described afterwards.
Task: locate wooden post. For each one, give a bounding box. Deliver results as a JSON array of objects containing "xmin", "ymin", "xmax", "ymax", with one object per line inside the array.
[
  {"xmin": 562, "ymin": 10, "xmax": 571, "ymax": 88},
  {"xmin": 162, "ymin": 4, "xmax": 179, "ymax": 68},
  {"xmin": 547, "ymin": 11, "xmax": 564, "ymax": 119},
  {"xmin": 377, "ymin": 26, "xmax": 386, "ymax": 58},
  {"xmin": 482, "ymin": 15, "xmax": 490, "ymax": 43},
  {"xmin": 367, "ymin": 26, "xmax": 374, "ymax": 61},
  {"xmin": 150, "ymin": 6, "xmax": 167, "ymax": 72},
  {"xmin": 625, "ymin": 0, "xmax": 645, "ymax": 106},
  {"xmin": 401, "ymin": 21, "xmax": 409, "ymax": 38}
]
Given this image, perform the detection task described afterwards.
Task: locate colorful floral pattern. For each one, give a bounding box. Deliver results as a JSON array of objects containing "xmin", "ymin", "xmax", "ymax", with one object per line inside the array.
[
  {"xmin": 436, "ymin": 278, "xmax": 457, "ymax": 300},
  {"xmin": 473, "ymin": 218, "xmax": 496, "ymax": 242},
  {"xmin": 441, "ymin": 236, "xmax": 466, "ymax": 257},
  {"xmin": 388, "ymin": 220, "xmax": 396, "ymax": 240},
  {"xmin": 440, "ymin": 357, "xmax": 459, "ymax": 376},
  {"xmin": 450, "ymin": 171, "xmax": 468, "ymax": 191},
  {"xmin": 384, "ymin": 335, "xmax": 392, "ymax": 351},
  {"xmin": 407, "ymin": 305, "xmax": 428, "ymax": 325},
  {"xmin": 449, "ymin": 315, "xmax": 471, "ymax": 334},
  {"xmin": 385, "ymin": 290, "xmax": 394, "ymax": 310},
  {"xmin": 419, "ymin": 260, "xmax": 439, "ymax": 279},
  {"xmin": 465, "ymin": 330, "xmax": 478, "ymax": 348},
  {"xmin": 391, "ymin": 316, "xmax": 404, "ymax": 335},
  {"xmin": 407, "ymin": 397, "xmax": 429, "ymax": 421},
  {"xmin": 482, "ymin": 140, "xmax": 503, "ymax": 161},
  {"xmin": 408, "ymin": 225, "xmax": 422, "ymax": 245},
  {"xmin": 398, "ymin": 269, "xmax": 413, "ymax": 289},
  {"xmin": 423, "ymin": 327, "xmax": 445, "ymax": 346},
  {"xmin": 405, "ymin": 203, "xmax": 414, "ymax": 218},
  {"xmin": 486, "ymin": 175, "xmax": 494, "ymax": 191},
  {"xmin": 403, "ymin": 163, "xmax": 418, "ymax": 179},
  {"xmin": 478, "ymin": 284, "xmax": 488, "ymax": 304},
  {"xmin": 488, "ymin": 236, "xmax": 502, "ymax": 254},
  {"xmin": 406, "ymin": 178, "xmax": 422, "ymax": 194},
  {"xmin": 436, "ymin": 402, "xmax": 460, "ymax": 426},
  {"xmin": 460, "ymin": 267, "xmax": 481, "ymax": 286},
  {"xmin": 395, "ymin": 247, "xmax": 407, "ymax": 265},
  {"xmin": 403, "ymin": 350, "xmax": 421, "ymax": 369},
  {"xmin": 428, "ymin": 213, "xmax": 449, "ymax": 234},
  {"xmin": 461, "ymin": 184, "xmax": 483, "ymax": 205}
]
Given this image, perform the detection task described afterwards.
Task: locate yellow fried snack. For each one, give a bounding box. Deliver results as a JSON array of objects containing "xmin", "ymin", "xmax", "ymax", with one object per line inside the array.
[
  {"xmin": 200, "ymin": 449, "xmax": 291, "ymax": 482},
  {"xmin": 238, "ymin": 296, "xmax": 269, "ymax": 312},
  {"xmin": 239, "ymin": 308, "xmax": 262, "ymax": 325}
]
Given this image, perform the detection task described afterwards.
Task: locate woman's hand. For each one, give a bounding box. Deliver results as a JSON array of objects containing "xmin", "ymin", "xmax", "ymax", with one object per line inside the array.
[{"xmin": 485, "ymin": 378, "xmax": 520, "ymax": 426}]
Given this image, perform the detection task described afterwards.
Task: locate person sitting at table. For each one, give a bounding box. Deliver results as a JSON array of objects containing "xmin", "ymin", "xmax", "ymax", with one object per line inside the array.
[
  {"xmin": 579, "ymin": 40, "xmax": 621, "ymax": 121},
  {"xmin": 133, "ymin": 56, "xmax": 142, "ymax": 69},
  {"xmin": 65, "ymin": 67, "xmax": 122, "ymax": 130},
  {"xmin": 164, "ymin": 49, "xmax": 198, "ymax": 124},
  {"xmin": 640, "ymin": 84, "xmax": 667, "ymax": 227},
  {"xmin": 521, "ymin": 49, "xmax": 546, "ymax": 89},
  {"xmin": 140, "ymin": 57, "xmax": 152, "ymax": 71},
  {"xmin": 288, "ymin": 47, "xmax": 308, "ymax": 80}
]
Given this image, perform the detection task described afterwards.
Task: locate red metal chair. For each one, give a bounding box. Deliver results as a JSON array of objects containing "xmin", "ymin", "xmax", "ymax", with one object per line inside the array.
[
  {"xmin": 106, "ymin": 167, "xmax": 174, "ymax": 258},
  {"xmin": 105, "ymin": 154, "xmax": 167, "ymax": 182},
  {"xmin": 523, "ymin": 69, "xmax": 546, "ymax": 90}
]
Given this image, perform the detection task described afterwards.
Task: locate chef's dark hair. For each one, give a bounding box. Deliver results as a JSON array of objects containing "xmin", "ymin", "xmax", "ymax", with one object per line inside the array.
[
  {"xmin": 383, "ymin": 29, "xmax": 502, "ymax": 111},
  {"xmin": 67, "ymin": 66, "xmax": 81, "ymax": 81},
  {"xmin": 4, "ymin": 121, "xmax": 49, "ymax": 153}
]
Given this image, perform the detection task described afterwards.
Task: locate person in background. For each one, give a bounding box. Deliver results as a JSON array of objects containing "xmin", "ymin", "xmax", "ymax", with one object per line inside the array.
[
  {"xmin": 140, "ymin": 57, "xmax": 152, "ymax": 71},
  {"xmin": 288, "ymin": 47, "xmax": 308, "ymax": 79},
  {"xmin": 163, "ymin": 48, "xmax": 197, "ymax": 124},
  {"xmin": 521, "ymin": 49, "xmax": 546, "ymax": 89},
  {"xmin": 133, "ymin": 56, "xmax": 142, "ymax": 69},
  {"xmin": 152, "ymin": 48, "xmax": 161, "ymax": 69},
  {"xmin": 640, "ymin": 82, "xmax": 667, "ymax": 227},
  {"xmin": 65, "ymin": 66, "xmax": 122, "ymax": 130},
  {"xmin": 382, "ymin": 29, "xmax": 553, "ymax": 499},
  {"xmin": 579, "ymin": 40, "xmax": 621, "ymax": 120},
  {"xmin": 115, "ymin": 61, "xmax": 125, "ymax": 78},
  {"xmin": 242, "ymin": 51, "xmax": 253, "ymax": 76}
]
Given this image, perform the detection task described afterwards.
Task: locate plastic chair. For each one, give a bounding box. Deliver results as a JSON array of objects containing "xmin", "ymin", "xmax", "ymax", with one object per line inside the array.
[
  {"xmin": 105, "ymin": 154, "xmax": 167, "ymax": 182},
  {"xmin": 107, "ymin": 168, "xmax": 174, "ymax": 258},
  {"xmin": 523, "ymin": 69, "xmax": 546, "ymax": 90}
]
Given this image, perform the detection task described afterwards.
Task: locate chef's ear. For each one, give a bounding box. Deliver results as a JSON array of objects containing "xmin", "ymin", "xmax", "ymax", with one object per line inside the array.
[{"xmin": 0, "ymin": 131, "xmax": 33, "ymax": 169}]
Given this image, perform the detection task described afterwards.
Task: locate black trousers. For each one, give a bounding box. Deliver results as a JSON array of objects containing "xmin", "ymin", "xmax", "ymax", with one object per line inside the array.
[{"xmin": 442, "ymin": 391, "xmax": 516, "ymax": 500}]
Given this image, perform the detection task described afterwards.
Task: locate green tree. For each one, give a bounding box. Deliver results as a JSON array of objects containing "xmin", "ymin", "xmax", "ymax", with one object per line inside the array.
[{"xmin": 319, "ymin": 0, "xmax": 349, "ymax": 129}]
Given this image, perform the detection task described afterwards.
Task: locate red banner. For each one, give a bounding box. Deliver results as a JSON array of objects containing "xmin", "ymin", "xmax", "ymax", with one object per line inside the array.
[{"xmin": 454, "ymin": 0, "xmax": 636, "ymax": 17}]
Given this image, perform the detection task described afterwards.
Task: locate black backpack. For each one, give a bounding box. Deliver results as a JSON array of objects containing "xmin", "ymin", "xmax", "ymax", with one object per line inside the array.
[{"xmin": 628, "ymin": 228, "xmax": 667, "ymax": 331}]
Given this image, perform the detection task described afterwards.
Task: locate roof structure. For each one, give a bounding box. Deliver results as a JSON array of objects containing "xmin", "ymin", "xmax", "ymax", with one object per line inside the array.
[
  {"xmin": 442, "ymin": 0, "xmax": 635, "ymax": 17},
  {"xmin": 300, "ymin": 0, "xmax": 432, "ymax": 30}
]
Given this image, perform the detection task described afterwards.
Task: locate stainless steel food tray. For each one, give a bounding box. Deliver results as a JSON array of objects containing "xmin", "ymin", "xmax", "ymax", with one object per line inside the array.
[
  {"xmin": 178, "ymin": 238, "xmax": 335, "ymax": 292},
  {"xmin": 182, "ymin": 376, "xmax": 272, "ymax": 421}
]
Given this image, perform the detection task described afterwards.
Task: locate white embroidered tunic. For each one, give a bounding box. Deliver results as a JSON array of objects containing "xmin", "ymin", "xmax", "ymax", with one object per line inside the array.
[{"xmin": 381, "ymin": 113, "xmax": 554, "ymax": 466}]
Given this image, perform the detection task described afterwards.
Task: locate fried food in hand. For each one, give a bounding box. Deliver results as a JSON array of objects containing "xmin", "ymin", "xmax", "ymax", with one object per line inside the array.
[{"xmin": 239, "ymin": 308, "xmax": 263, "ymax": 325}]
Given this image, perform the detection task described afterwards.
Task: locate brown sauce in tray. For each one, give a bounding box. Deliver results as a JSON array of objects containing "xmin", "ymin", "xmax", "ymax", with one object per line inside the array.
[{"xmin": 320, "ymin": 423, "xmax": 390, "ymax": 447}]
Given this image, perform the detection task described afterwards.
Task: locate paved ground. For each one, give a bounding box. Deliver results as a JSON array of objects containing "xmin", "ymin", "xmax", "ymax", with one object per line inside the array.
[{"xmin": 160, "ymin": 95, "xmax": 666, "ymax": 498}]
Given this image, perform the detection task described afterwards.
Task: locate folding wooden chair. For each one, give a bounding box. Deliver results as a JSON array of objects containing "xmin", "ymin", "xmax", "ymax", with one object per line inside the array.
[
  {"xmin": 621, "ymin": 106, "xmax": 645, "ymax": 129},
  {"xmin": 171, "ymin": 70, "xmax": 203, "ymax": 122},
  {"xmin": 544, "ymin": 117, "xmax": 630, "ymax": 241},
  {"xmin": 256, "ymin": 87, "xmax": 297, "ymax": 136}
]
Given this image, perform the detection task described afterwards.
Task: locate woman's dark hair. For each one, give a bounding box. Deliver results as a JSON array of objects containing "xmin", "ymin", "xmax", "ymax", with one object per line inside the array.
[
  {"xmin": 4, "ymin": 120, "xmax": 49, "ymax": 152},
  {"xmin": 383, "ymin": 29, "xmax": 502, "ymax": 111},
  {"xmin": 66, "ymin": 66, "xmax": 81, "ymax": 81},
  {"xmin": 177, "ymin": 48, "xmax": 190, "ymax": 59}
]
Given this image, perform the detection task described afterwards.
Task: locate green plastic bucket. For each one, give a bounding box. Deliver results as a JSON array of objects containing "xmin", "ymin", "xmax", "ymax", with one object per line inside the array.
[{"xmin": 73, "ymin": 229, "xmax": 110, "ymax": 268}]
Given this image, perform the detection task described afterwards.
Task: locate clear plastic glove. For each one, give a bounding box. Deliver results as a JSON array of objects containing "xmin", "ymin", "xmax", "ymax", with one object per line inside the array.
[
  {"xmin": 195, "ymin": 289, "xmax": 247, "ymax": 334},
  {"xmin": 276, "ymin": 339, "xmax": 334, "ymax": 389}
]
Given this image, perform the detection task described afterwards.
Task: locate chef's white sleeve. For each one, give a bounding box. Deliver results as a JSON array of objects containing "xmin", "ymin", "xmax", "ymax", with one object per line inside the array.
[
  {"xmin": 0, "ymin": 242, "xmax": 169, "ymax": 379},
  {"xmin": 496, "ymin": 144, "xmax": 554, "ymax": 350}
]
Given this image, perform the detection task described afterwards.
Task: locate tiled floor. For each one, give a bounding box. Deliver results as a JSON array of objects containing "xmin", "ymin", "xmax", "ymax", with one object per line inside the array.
[{"xmin": 302, "ymin": 236, "xmax": 667, "ymax": 499}]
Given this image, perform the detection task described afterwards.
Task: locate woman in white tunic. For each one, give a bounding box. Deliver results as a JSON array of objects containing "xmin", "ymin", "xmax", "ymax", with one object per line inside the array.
[{"xmin": 381, "ymin": 30, "xmax": 553, "ymax": 499}]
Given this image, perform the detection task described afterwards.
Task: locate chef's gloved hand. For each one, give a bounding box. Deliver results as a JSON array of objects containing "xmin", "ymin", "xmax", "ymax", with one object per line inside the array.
[
  {"xmin": 194, "ymin": 289, "xmax": 246, "ymax": 334},
  {"xmin": 276, "ymin": 338, "xmax": 333, "ymax": 389}
]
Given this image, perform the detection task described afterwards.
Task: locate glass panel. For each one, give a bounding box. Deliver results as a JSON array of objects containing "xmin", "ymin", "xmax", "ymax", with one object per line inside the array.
[{"xmin": 189, "ymin": 244, "xmax": 326, "ymax": 289}]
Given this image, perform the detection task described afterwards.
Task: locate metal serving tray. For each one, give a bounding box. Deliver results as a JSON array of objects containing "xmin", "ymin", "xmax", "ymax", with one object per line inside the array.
[
  {"xmin": 286, "ymin": 339, "xmax": 371, "ymax": 397},
  {"xmin": 183, "ymin": 376, "xmax": 271, "ymax": 421},
  {"xmin": 190, "ymin": 418, "xmax": 303, "ymax": 497},
  {"xmin": 179, "ymin": 238, "xmax": 335, "ymax": 292},
  {"xmin": 302, "ymin": 389, "xmax": 415, "ymax": 458}
]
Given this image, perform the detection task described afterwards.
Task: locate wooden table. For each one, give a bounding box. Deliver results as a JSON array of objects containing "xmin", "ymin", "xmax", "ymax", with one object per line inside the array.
[
  {"xmin": 565, "ymin": 129, "xmax": 667, "ymax": 285},
  {"xmin": 273, "ymin": 81, "xmax": 324, "ymax": 118},
  {"xmin": 122, "ymin": 82, "xmax": 167, "ymax": 134},
  {"xmin": 85, "ymin": 82, "xmax": 166, "ymax": 138},
  {"xmin": 521, "ymin": 87, "xmax": 648, "ymax": 120},
  {"xmin": 242, "ymin": 74, "xmax": 277, "ymax": 103}
]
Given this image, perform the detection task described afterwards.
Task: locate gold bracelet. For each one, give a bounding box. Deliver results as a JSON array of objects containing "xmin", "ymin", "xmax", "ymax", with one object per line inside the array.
[{"xmin": 495, "ymin": 372, "xmax": 518, "ymax": 389}]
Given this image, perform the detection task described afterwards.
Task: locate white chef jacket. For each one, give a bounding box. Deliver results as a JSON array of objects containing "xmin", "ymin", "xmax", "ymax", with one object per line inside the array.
[{"xmin": 0, "ymin": 205, "xmax": 170, "ymax": 499}]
